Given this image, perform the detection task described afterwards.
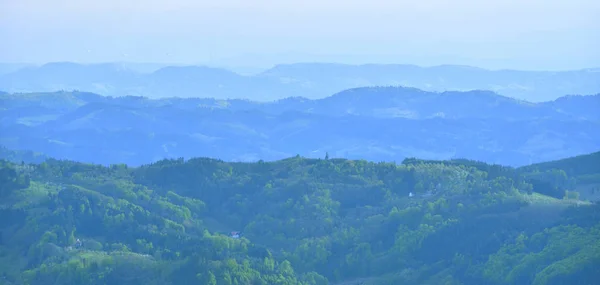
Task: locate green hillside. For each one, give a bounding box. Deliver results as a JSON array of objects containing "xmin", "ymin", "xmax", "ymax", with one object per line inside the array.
[
  {"xmin": 517, "ymin": 152, "xmax": 600, "ymax": 201},
  {"xmin": 519, "ymin": 151, "xmax": 600, "ymax": 184},
  {"xmin": 0, "ymin": 152, "xmax": 599, "ymax": 285}
]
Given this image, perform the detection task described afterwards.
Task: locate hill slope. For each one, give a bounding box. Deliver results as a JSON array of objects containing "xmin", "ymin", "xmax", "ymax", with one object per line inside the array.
[
  {"xmin": 0, "ymin": 150, "xmax": 598, "ymax": 285},
  {"xmin": 519, "ymin": 151, "xmax": 600, "ymax": 178},
  {"xmin": 2, "ymin": 62, "xmax": 599, "ymax": 101},
  {"xmin": 1, "ymin": 89, "xmax": 599, "ymax": 167},
  {"xmin": 518, "ymin": 151, "xmax": 600, "ymax": 201}
]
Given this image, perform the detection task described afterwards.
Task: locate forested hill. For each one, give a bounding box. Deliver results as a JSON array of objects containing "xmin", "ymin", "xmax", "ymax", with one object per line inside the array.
[
  {"xmin": 516, "ymin": 151, "xmax": 600, "ymax": 201},
  {"xmin": 2, "ymin": 90, "xmax": 599, "ymax": 167},
  {"xmin": 1, "ymin": 151, "xmax": 599, "ymax": 285},
  {"xmin": 518, "ymin": 151, "xmax": 600, "ymax": 179}
]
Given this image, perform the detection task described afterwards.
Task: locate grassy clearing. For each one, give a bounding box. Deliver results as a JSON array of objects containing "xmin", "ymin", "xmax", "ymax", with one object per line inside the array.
[{"xmin": 519, "ymin": 192, "xmax": 591, "ymax": 206}]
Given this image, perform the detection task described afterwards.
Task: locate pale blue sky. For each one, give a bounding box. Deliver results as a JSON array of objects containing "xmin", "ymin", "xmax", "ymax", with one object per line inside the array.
[{"xmin": 1, "ymin": 0, "xmax": 599, "ymax": 70}]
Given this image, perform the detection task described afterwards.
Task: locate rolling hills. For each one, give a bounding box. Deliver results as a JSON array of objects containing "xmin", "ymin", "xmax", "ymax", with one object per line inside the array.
[
  {"xmin": 1, "ymin": 88, "xmax": 599, "ymax": 167},
  {"xmin": 0, "ymin": 148, "xmax": 598, "ymax": 285},
  {"xmin": 1, "ymin": 62, "xmax": 599, "ymax": 102}
]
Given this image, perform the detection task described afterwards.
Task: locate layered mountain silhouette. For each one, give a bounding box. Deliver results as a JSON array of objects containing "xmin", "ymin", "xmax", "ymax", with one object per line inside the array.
[
  {"xmin": 1, "ymin": 62, "xmax": 599, "ymax": 102},
  {"xmin": 1, "ymin": 87, "xmax": 599, "ymax": 166}
]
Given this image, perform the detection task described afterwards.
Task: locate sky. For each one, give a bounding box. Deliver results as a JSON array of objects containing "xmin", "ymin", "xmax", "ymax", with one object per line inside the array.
[{"xmin": 1, "ymin": 0, "xmax": 599, "ymax": 70}]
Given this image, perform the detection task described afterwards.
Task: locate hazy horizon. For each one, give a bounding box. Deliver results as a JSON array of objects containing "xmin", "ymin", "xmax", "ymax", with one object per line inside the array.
[
  {"xmin": 3, "ymin": 60, "xmax": 599, "ymax": 77},
  {"xmin": 2, "ymin": 0, "xmax": 599, "ymax": 71}
]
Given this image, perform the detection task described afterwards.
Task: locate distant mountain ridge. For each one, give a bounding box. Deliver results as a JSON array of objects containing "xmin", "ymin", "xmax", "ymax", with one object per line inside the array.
[
  {"xmin": 2, "ymin": 87, "xmax": 598, "ymax": 121},
  {"xmin": 1, "ymin": 62, "xmax": 599, "ymax": 102},
  {"xmin": 1, "ymin": 88, "xmax": 599, "ymax": 167}
]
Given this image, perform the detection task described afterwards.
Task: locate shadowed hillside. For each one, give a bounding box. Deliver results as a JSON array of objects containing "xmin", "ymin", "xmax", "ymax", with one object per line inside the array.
[{"xmin": 1, "ymin": 89, "xmax": 599, "ymax": 167}]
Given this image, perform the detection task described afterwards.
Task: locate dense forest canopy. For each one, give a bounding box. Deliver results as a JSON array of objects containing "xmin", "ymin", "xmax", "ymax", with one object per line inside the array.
[{"xmin": 0, "ymin": 149, "xmax": 598, "ymax": 285}]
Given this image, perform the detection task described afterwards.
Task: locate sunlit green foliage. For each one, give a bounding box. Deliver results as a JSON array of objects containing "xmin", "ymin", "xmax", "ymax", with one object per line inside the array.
[{"xmin": 0, "ymin": 152, "xmax": 598, "ymax": 284}]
